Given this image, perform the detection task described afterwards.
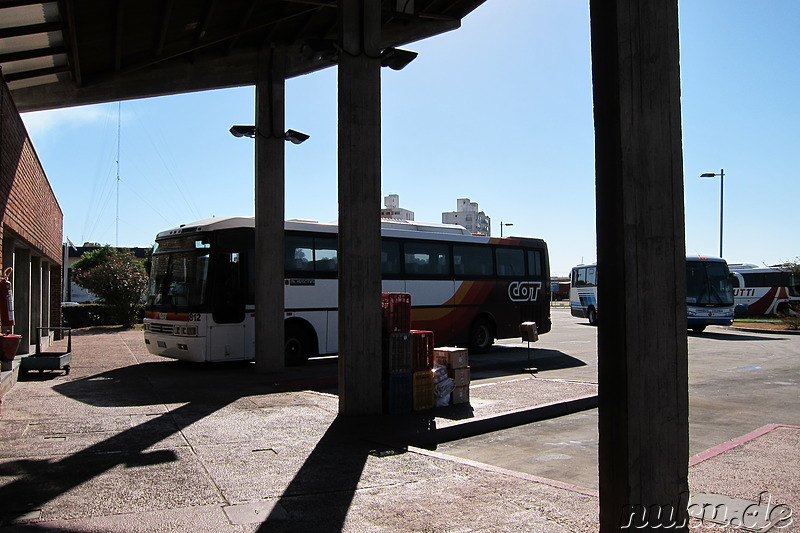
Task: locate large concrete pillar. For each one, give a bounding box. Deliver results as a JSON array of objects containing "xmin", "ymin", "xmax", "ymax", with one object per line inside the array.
[
  {"xmin": 337, "ymin": 0, "xmax": 383, "ymax": 415},
  {"xmin": 254, "ymin": 46, "xmax": 286, "ymax": 374},
  {"xmin": 13, "ymin": 248, "xmax": 31, "ymax": 354},
  {"xmin": 590, "ymin": 1, "xmax": 689, "ymax": 530}
]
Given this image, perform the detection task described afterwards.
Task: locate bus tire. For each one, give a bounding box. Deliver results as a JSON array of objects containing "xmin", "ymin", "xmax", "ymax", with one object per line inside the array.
[
  {"xmin": 587, "ymin": 307, "xmax": 598, "ymax": 326},
  {"xmin": 285, "ymin": 322, "xmax": 314, "ymax": 366},
  {"xmin": 468, "ymin": 317, "xmax": 495, "ymax": 354},
  {"xmin": 691, "ymin": 325, "xmax": 706, "ymax": 333}
]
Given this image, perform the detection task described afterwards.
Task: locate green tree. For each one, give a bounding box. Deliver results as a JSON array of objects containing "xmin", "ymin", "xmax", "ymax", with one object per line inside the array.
[{"xmin": 73, "ymin": 247, "xmax": 148, "ymax": 328}]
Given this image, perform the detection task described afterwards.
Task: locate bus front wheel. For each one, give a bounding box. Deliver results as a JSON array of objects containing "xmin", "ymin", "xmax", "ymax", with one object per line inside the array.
[
  {"xmin": 468, "ymin": 317, "xmax": 495, "ymax": 354},
  {"xmin": 691, "ymin": 325, "xmax": 706, "ymax": 333},
  {"xmin": 285, "ymin": 323, "xmax": 314, "ymax": 366},
  {"xmin": 587, "ymin": 307, "xmax": 598, "ymax": 326}
]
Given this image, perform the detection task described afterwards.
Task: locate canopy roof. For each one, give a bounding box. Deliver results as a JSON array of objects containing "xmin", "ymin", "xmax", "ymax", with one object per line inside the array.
[{"xmin": 0, "ymin": 0, "xmax": 485, "ymax": 112}]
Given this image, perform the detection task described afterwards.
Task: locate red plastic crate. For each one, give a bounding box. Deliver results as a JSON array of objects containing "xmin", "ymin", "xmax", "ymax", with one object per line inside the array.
[
  {"xmin": 410, "ymin": 330, "xmax": 434, "ymax": 372},
  {"xmin": 382, "ymin": 293, "xmax": 411, "ymax": 333}
]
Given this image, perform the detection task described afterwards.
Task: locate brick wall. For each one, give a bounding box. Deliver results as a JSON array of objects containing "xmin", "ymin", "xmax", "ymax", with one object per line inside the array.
[{"xmin": 1, "ymin": 75, "xmax": 63, "ymax": 265}]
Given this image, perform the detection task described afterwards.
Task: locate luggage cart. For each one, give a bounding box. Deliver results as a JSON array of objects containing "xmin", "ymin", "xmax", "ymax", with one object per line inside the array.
[{"xmin": 21, "ymin": 327, "xmax": 72, "ymax": 375}]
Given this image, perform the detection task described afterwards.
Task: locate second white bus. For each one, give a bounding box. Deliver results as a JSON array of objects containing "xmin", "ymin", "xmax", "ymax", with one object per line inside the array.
[{"xmin": 570, "ymin": 256, "xmax": 735, "ymax": 332}]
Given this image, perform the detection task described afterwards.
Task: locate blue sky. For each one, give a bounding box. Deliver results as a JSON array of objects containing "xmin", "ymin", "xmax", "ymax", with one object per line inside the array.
[{"xmin": 21, "ymin": 0, "xmax": 800, "ymax": 276}]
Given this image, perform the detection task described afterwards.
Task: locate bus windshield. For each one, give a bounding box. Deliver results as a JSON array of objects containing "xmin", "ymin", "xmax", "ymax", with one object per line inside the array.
[
  {"xmin": 687, "ymin": 260, "xmax": 733, "ymax": 307},
  {"xmin": 146, "ymin": 236, "xmax": 211, "ymax": 310}
]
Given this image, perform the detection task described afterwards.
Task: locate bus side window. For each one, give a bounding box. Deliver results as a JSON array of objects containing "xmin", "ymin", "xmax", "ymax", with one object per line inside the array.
[
  {"xmin": 527, "ymin": 250, "xmax": 542, "ymax": 277},
  {"xmin": 314, "ymin": 237, "xmax": 338, "ymax": 273},
  {"xmin": 496, "ymin": 248, "xmax": 524, "ymax": 277},
  {"xmin": 286, "ymin": 235, "xmax": 313, "ymax": 273},
  {"xmin": 382, "ymin": 241, "xmax": 401, "ymax": 275},
  {"xmin": 586, "ymin": 267, "xmax": 596, "ymax": 286},
  {"xmin": 453, "ymin": 245, "xmax": 492, "ymax": 278},
  {"xmin": 404, "ymin": 242, "xmax": 449, "ymax": 277}
]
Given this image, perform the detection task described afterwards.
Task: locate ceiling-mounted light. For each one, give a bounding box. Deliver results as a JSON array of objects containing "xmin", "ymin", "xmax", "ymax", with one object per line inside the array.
[
  {"xmin": 284, "ymin": 129, "xmax": 309, "ymax": 144},
  {"xmin": 230, "ymin": 125, "xmax": 309, "ymax": 144},
  {"xmin": 301, "ymin": 38, "xmax": 339, "ymax": 63},
  {"xmin": 380, "ymin": 47, "xmax": 418, "ymax": 70},
  {"xmin": 229, "ymin": 125, "xmax": 257, "ymax": 138}
]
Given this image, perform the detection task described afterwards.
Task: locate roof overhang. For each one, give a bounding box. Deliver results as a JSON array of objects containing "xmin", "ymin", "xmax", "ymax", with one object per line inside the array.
[{"xmin": 0, "ymin": 0, "xmax": 486, "ymax": 112}]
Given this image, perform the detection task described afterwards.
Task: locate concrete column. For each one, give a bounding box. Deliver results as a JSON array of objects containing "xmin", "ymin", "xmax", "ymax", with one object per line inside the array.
[
  {"xmin": 254, "ymin": 46, "xmax": 286, "ymax": 374},
  {"xmin": 13, "ymin": 248, "xmax": 31, "ymax": 354},
  {"xmin": 337, "ymin": 0, "xmax": 383, "ymax": 415},
  {"xmin": 41, "ymin": 261, "xmax": 50, "ymax": 339},
  {"xmin": 30, "ymin": 256, "xmax": 41, "ymax": 345},
  {"xmin": 590, "ymin": 0, "xmax": 689, "ymax": 530}
]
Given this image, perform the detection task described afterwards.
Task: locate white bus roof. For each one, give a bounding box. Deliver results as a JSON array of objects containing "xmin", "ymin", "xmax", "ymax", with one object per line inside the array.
[{"xmin": 154, "ymin": 217, "xmax": 544, "ymax": 245}]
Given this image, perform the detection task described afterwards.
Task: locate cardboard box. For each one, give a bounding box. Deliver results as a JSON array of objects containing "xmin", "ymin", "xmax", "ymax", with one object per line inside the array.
[
  {"xmin": 452, "ymin": 385, "xmax": 470, "ymax": 404},
  {"xmin": 520, "ymin": 321, "xmax": 539, "ymax": 342},
  {"xmin": 451, "ymin": 366, "xmax": 470, "ymax": 387},
  {"xmin": 433, "ymin": 346, "xmax": 469, "ymax": 369}
]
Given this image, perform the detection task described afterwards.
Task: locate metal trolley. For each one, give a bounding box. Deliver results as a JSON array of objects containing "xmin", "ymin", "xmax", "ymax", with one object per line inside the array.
[{"xmin": 21, "ymin": 327, "xmax": 72, "ymax": 375}]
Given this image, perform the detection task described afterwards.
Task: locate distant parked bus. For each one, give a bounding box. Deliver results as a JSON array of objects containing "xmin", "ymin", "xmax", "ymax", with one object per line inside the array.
[
  {"xmin": 143, "ymin": 217, "xmax": 552, "ymax": 364},
  {"xmin": 570, "ymin": 256, "xmax": 735, "ymax": 332},
  {"xmin": 728, "ymin": 264, "xmax": 800, "ymax": 316}
]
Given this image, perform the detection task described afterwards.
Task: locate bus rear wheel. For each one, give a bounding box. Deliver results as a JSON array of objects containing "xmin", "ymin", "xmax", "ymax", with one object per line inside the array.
[
  {"xmin": 285, "ymin": 323, "xmax": 314, "ymax": 366},
  {"xmin": 468, "ymin": 317, "xmax": 494, "ymax": 354}
]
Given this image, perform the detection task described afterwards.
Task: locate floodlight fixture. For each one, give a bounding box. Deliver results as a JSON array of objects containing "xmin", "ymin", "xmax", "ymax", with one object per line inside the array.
[
  {"xmin": 301, "ymin": 38, "xmax": 339, "ymax": 63},
  {"xmin": 229, "ymin": 125, "xmax": 256, "ymax": 138},
  {"xmin": 284, "ymin": 129, "xmax": 310, "ymax": 144},
  {"xmin": 380, "ymin": 47, "xmax": 418, "ymax": 70}
]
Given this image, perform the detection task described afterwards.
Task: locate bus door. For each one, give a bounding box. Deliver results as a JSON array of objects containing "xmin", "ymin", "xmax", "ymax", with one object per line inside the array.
[{"xmin": 209, "ymin": 236, "xmax": 247, "ymax": 361}]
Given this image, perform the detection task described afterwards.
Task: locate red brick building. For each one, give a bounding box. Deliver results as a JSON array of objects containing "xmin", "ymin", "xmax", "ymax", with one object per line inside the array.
[{"xmin": 0, "ymin": 70, "xmax": 63, "ymax": 397}]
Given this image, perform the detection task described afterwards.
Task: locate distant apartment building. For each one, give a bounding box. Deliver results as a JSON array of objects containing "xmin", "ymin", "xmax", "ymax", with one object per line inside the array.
[
  {"xmin": 441, "ymin": 198, "xmax": 490, "ymax": 235},
  {"xmin": 380, "ymin": 194, "xmax": 414, "ymax": 221}
]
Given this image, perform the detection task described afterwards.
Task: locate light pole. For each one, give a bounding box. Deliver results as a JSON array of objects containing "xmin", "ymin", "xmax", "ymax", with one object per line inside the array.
[
  {"xmin": 700, "ymin": 169, "xmax": 725, "ymax": 258},
  {"xmin": 500, "ymin": 222, "xmax": 513, "ymax": 238}
]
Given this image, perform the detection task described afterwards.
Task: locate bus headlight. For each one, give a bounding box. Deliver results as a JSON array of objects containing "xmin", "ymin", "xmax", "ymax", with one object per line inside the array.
[{"xmin": 175, "ymin": 326, "xmax": 198, "ymax": 337}]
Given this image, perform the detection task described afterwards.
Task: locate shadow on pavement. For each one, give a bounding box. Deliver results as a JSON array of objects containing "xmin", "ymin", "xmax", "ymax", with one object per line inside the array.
[
  {"xmin": 690, "ymin": 331, "xmax": 784, "ymax": 342},
  {"xmin": 470, "ymin": 346, "xmax": 587, "ymax": 378},
  {"xmin": 0, "ymin": 359, "xmax": 337, "ymax": 526},
  {"xmin": 259, "ymin": 416, "xmax": 375, "ymax": 532}
]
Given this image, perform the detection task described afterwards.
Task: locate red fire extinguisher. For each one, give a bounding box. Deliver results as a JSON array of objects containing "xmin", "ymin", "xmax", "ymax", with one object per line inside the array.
[{"xmin": 0, "ymin": 267, "xmax": 15, "ymax": 328}]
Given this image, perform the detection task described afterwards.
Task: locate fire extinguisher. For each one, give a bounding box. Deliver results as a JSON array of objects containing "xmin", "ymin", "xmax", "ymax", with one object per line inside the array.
[{"xmin": 0, "ymin": 267, "xmax": 14, "ymax": 328}]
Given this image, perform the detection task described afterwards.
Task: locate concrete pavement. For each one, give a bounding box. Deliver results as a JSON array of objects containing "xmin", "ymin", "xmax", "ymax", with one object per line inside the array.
[{"xmin": 0, "ymin": 327, "xmax": 797, "ymax": 531}]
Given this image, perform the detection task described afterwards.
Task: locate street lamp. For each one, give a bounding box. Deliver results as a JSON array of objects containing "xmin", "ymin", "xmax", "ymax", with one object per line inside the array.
[
  {"xmin": 500, "ymin": 221, "xmax": 513, "ymax": 238},
  {"xmin": 700, "ymin": 168, "xmax": 725, "ymax": 258}
]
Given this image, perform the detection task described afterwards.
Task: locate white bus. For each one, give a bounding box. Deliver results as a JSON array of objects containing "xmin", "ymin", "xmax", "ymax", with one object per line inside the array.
[
  {"xmin": 728, "ymin": 264, "xmax": 800, "ymax": 316},
  {"xmin": 570, "ymin": 256, "xmax": 735, "ymax": 332},
  {"xmin": 143, "ymin": 217, "xmax": 551, "ymax": 364}
]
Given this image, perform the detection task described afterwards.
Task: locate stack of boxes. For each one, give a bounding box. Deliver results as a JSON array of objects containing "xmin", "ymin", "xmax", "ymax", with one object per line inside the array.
[
  {"xmin": 433, "ymin": 347, "xmax": 471, "ymax": 404},
  {"xmin": 381, "ymin": 293, "xmax": 471, "ymax": 412}
]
